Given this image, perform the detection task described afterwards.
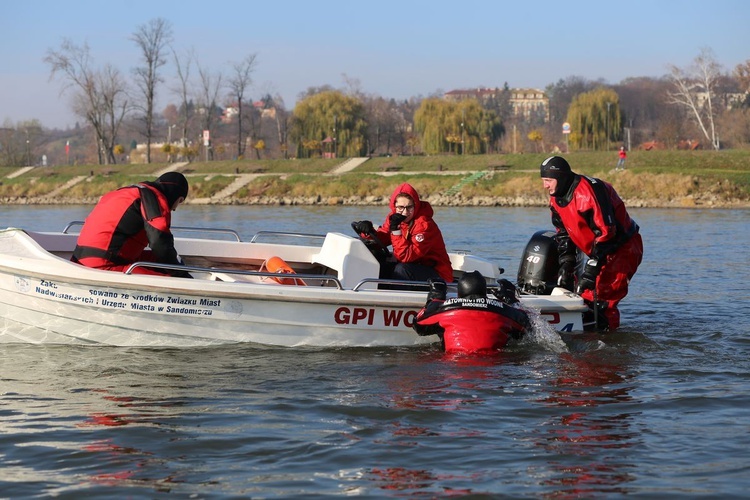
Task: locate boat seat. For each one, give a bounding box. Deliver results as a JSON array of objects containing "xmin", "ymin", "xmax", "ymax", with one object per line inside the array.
[
  {"xmin": 449, "ymin": 253, "xmax": 502, "ymax": 281},
  {"xmin": 208, "ymin": 272, "xmax": 269, "ymax": 284},
  {"xmin": 312, "ymin": 232, "xmax": 380, "ymax": 290}
]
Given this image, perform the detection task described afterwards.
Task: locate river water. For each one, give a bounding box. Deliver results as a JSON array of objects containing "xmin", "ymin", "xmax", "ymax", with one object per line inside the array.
[{"xmin": 1, "ymin": 205, "xmax": 749, "ymax": 498}]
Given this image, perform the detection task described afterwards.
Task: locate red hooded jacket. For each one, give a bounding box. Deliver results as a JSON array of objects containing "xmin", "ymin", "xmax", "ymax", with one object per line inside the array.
[{"xmin": 374, "ymin": 182, "xmax": 453, "ymax": 282}]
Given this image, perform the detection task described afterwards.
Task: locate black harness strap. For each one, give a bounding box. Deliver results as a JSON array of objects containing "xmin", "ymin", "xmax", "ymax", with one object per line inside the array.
[
  {"xmin": 71, "ymin": 246, "xmax": 132, "ymax": 266},
  {"xmin": 136, "ymin": 184, "xmax": 162, "ymax": 221}
]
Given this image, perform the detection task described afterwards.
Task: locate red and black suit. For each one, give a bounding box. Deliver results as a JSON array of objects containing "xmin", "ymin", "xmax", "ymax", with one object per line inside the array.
[
  {"xmin": 551, "ymin": 175, "xmax": 643, "ymax": 329},
  {"xmin": 414, "ymin": 296, "xmax": 530, "ymax": 353},
  {"xmin": 72, "ymin": 182, "xmax": 186, "ymax": 276}
]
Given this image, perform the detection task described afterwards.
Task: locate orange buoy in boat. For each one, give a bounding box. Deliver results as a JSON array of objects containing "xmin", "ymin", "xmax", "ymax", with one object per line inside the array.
[{"xmin": 264, "ymin": 256, "xmax": 306, "ymax": 285}]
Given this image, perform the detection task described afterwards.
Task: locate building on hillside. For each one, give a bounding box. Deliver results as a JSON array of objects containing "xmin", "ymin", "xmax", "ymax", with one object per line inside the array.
[
  {"xmin": 444, "ymin": 87, "xmax": 549, "ymax": 122},
  {"xmin": 222, "ymin": 101, "xmax": 277, "ymax": 123},
  {"xmin": 694, "ymin": 90, "xmax": 748, "ymax": 110},
  {"xmin": 222, "ymin": 104, "xmax": 239, "ymax": 123}
]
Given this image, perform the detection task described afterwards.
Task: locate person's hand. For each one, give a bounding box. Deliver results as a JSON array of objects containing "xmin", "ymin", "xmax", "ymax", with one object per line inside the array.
[
  {"xmin": 389, "ymin": 213, "xmax": 407, "ymax": 234},
  {"xmin": 575, "ymin": 259, "xmax": 601, "ymax": 295},
  {"xmin": 427, "ymin": 278, "xmax": 447, "ymax": 301},
  {"xmin": 351, "ymin": 220, "xmax": 374, "ymax": 235},
  {"xmin": 491, "ymin": 278, "xmax": 518, "ymax": 304},
  {"xmin": 556, "ymin": 261, "xmax": 575, "ymax": 291}
]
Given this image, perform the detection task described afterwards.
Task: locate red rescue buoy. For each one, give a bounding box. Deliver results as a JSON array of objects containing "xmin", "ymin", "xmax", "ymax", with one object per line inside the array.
[{"xmin": 264, "ymin": 256, "xmax": 306, "ymax": 285}]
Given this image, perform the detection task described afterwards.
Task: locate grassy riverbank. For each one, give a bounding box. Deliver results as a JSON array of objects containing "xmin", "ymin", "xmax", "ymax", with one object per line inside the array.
[{"xmin": 1, "ymin": 150, "xmax": 749, "ymax": 208}]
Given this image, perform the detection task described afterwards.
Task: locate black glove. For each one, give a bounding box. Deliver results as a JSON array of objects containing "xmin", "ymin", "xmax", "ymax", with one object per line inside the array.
[
  {"xmin": 491, "ymin": 278, "xmax": 518, "ymax": 304},
  {"xmin": 427, "ymin": 278, "xmax": 447, "ymax": 302},
  {"xmin": 388, "ymin": 213, "xmax": 407, "ymax": 234},
  {"xmin": 575, "ymin": 259, "xmax": 601, "ymax": 295},
  {"xmin": 556, "ymin": 260, "xmax": 575, "ymax": 291},
  {"xmin": 170, "ymin": 255, "xmax": 193, "ymax": 278},
  {"xmin": 352, "ymin": 220, "xmax": 374, "ymax": 235}
]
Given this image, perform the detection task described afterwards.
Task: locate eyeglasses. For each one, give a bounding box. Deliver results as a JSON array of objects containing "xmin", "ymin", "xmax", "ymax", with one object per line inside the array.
[{"xmin": 394, "ymin": 205, "xmax": 414, "ymax": 212}]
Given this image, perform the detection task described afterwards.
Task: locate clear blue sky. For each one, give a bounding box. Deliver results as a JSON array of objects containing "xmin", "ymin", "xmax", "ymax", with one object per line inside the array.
[{"xmin": 2, "ymin": 0, "xmax": 748, "ymax": 129}]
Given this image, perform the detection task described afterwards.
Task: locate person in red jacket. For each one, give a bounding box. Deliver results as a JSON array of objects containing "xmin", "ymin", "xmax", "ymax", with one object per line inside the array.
[
  {"xmin": 540, "ymin": 156, "xmax": 643, "ymax": 330},
  {"xmin": 616, "ymin": 146, "xmax": 627, "ymax": 170},
  {"xmin": 72, "ymin": 172, "xmax": 191, "ymax": 277},
  {"xmin": 413, "ymin": 271, "xmax": 530, "ymax": 354},
  {"xmin": 352, "ymin": 182, "xmax": 453, "ymax": 283}
]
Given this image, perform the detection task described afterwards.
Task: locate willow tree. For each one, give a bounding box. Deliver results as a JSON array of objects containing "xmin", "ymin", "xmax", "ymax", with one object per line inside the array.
[
  {"xmin": 414, "ymin": 98, "xmax": 502, "ymax": 154},
  {"xmin": 567, "ymin": 88, "xmax": 622, "ymax": 150},
  {"xmin": 413, "ymin": 98, "xmax": 449, "ymax": 154},
  {"xmin": 290, "ymin": 90, "xmax": 368, "ymax": 158}
]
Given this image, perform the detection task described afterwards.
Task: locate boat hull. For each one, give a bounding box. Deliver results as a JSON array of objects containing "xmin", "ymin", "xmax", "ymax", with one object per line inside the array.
[
  {"xmin": 0, "ymin": 273, "xmax": 436, "ymax": 347},
  {"xmin": 0, "ymin": 227, "xmax": 587, "ymax": 347}
]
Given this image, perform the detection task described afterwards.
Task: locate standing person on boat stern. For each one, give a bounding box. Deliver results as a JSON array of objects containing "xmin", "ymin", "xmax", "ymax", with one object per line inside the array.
[
  {"xmin": 72, "ymin": 172, "xmax": 192, "ymax": 277},
  {"xmin": 352, "ymin": 182, "xmax": 453, "ymax": 282},
  {"xmin": 413, "ymin": 271, "xmax": 530, "ymax": 353},
  {"xmin": 540, "ymin": 156, "xmax": 643, "ymax": 330}
]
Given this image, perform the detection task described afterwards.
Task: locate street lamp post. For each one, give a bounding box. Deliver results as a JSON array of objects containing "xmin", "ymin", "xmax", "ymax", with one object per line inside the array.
[
  {"xmin": 461, "ymin": 109, "xmax": 465, "ymax": 155},
  {"xmin": 333, "ymin": 115, "xmax": 337, "ymax": 158},
  {"xmin": 167, "ymin": 124, "xmax": 176, "ymax": 162},
  {"xmin": 606, "ymin": 102, "xmax": 612, "ymax": 151}
]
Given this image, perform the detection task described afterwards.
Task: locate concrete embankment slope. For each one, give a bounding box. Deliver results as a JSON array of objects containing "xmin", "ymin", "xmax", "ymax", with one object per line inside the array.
[
  {"xmin": 189, "ymin": 158, "xmax": 373, "ymax": 204},
  {"xmin": 4, "ymin": 157, "xmax": 749, "ymax": 209}
]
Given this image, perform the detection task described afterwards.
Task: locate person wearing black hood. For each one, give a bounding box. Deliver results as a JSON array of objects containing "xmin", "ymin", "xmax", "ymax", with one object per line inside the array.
[
  {"xmin": 72, "ymin": 172, "xmax": 192, "ymax": 277},
  {"xmin": 413, "ymin": 271, "xmax": 530, "ymax": 353},
  {"xmin": 540, "ymin": 156, "xmax": 643, "ymax": 330}
]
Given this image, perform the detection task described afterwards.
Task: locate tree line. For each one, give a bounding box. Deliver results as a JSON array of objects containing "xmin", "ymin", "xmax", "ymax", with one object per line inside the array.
[{"xmin": 1, "ymin": 17, "xmax": 748, "ymax": 167}]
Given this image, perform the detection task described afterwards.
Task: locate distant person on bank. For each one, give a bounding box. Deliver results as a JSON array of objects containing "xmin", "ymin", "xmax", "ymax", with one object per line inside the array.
[
  {"xmin": 352, "ymin": 182, "xmax": 453, "ymax": 282},
  {"xmin": 540, "ymin": 156, "xmax": 643, "ymax": 330},
  {"xmin": 617, "ymin": 146, "xmax": 627, "ymax": 170},
  {"xmin": 72, "ymin": 172, "xmax": 192, "ymax": 278}
]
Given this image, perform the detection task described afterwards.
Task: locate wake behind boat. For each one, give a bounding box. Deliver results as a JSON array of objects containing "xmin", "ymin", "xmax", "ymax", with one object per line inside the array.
[{"xmin": 0, "ymin": 223, "xmax": 588, "ymax": 347}]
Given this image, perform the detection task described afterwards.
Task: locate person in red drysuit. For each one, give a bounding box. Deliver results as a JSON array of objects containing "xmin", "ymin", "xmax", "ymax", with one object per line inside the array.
[
  {"xmin": 72, "ymin": 172, "xmax": 191, "ymax": 277},
  {"xmin": 413, "ymin": 271, "xmax": 530, "ymax": 354},
  {"xmin": 540, "ymin": 156, "xmax": 643, "ymax": 330},
  {"xmin": 352, "ymin": 182, "xmax": 453, "ymax": 283}
]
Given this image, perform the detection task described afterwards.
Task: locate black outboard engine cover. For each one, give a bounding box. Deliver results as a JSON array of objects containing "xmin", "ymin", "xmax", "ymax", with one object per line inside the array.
[{"xmin": 517, "ymin": 230, "xmax": 559, "ymax": 295}]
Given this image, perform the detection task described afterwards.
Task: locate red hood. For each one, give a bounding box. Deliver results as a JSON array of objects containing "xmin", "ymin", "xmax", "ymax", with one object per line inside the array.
[{"xmin": 389, "ymin": 182, "xmax": 434, "ymax": 218}]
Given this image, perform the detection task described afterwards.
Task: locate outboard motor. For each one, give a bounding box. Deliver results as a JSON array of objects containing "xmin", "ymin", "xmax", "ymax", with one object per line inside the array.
[{"xmin": 517, "ymin": 230, "xmax": 560, "ymax": 295}]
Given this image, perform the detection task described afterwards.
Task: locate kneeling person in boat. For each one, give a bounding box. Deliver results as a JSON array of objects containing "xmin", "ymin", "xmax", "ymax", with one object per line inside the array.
[
  {"xmin": 413, "ymin": 271, "xmax": 530, "ymax": 354},
  {"xmin": 72, "ymin": 172, "xmax": 192, "ymax": 278},
  {"xmin": 352, "ymin": 182, "xmax": 453, "ymax": 283}
]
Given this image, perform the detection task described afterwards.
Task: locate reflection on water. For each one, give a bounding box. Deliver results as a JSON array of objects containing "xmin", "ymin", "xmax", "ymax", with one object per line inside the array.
[{"xmin": 531, "ymin": 348, "xmax": 639, "ymax": 496}]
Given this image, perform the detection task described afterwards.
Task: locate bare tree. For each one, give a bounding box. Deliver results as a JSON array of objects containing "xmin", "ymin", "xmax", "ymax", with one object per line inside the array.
[
  {"xmin": 131, "ymin": 18, "xmax": 173, "ymax": 163},
  {"xmin": 171, "ymin": 47, "xmax": 195, "ymax": 149},
  {"xmin": 196, "ymin": 61, "xmax": 224, "ymax": 160},
  {"xmin": 275, "ymin": 100, "xmax": 291, "ymax": 159},
  {"xmin": 341, "ymin": 73, "xmax": 364, "ymax": 99},
  {"xmin": 668, "ymin": 48, "xmax": 722, "ymax": 150},
  {"xmin": 227, "ymin": 54, "xmax": 258, "ymax": 158},
  {"xmin": 45, "ymin": 39, "xmax": 129, "ymax": 164},
  {"xmin": 362, "ymin": 94, "xmax": 405, "ymax": 155}
]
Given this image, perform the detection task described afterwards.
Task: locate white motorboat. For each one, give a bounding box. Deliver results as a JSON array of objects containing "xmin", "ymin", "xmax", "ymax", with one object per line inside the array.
[{"xmin": 0, "ymin": 223, "xmax": 588, "ymax": 347}]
